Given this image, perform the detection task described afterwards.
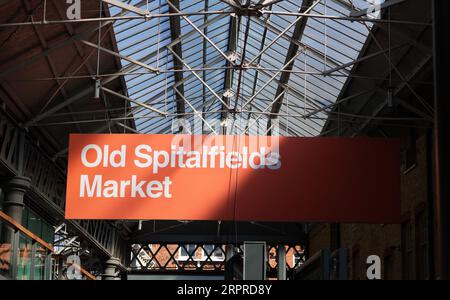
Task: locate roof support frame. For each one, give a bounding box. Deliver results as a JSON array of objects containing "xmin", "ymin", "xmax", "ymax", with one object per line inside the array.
[
  {"xmin": 351, "ymin": 52, "xmax": 434, "ymax": 136},
  {"xmin": 247, "ymin": 0, "xmax": 320, "ymax": 66},
  {"xmin": 266, "ymin": 0, "xmax": 320, "ymax": 133},
  {"xmin": 361, "ymin": 21, "xmax": 434, "ymax": 115},
  {"xmin": 173, "ymin": 87, "xmax": 218, "ymax": 135},
  {"xmin": 167, "ymin": 0, "xmax": 236, "ymax": 66},
  {"xmin": 101, "ymin": 86, "xmax": 167, "ymax": 116},
  {"xmin": 168, "ymin": 0, "xmax": 186, "ymax": 117},
  {"xmin": 80, "ymin": 39, "xmax": 160, "ymax": 73},
  {"xmin": 251, "ymin": 14, "xmax": 345, "ymax": 72},
  {"xmin": 168, "ymin": 46, "xmax": 231, "ymax": 110},
  {"xmin": 0, "ymin": 19, "xmax": 113, "ymax": 80},
  {"xmin": 242, "ymin": 51, "xmax": 301, "ymax": 109},
  {"xmin": 220, "ymin": 12, "xmax": 238, "ymax": 127},
  {"xmin": 103, "ymin": 0, "xmax": 150, "ymax": 16}
]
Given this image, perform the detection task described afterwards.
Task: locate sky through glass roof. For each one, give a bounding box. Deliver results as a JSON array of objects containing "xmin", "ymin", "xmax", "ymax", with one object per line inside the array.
[{"xmin": 108, "ymin": 0, "xmax": 384, "ymax": 136}]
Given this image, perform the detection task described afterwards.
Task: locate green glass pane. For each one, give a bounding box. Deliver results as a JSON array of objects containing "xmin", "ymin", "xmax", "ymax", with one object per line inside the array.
[
  {"xmin": 28, "ymin": 210, "xmax": 42, "ymax": 239},
  {"xmin": 21, "ymin": 207, "xmax": 29, "ymax": 228}
]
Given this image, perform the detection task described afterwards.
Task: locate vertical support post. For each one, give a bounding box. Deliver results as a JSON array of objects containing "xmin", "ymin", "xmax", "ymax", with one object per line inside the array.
[
  {"xmin": 58, "ymin": 256, "xmax": 64, "ymax": 280},
  {"xmin": 10, "ymin": 230, "xmax": 19, "ymax": 280},
  {"xmin": 433, "ymin": 0, "xmax": 450, "ymax": 280},
  {"xmin": 243, "ymin": 241, "xmax": 266, "ymax": 280},
  {"xmin": 224, "ymin": 244, "xmax": 234, "ymax": 280},
  {"xmin": 1, "ymin": 176, "xmax": 31, "ymax": 280},
  {"xmin": 277, "ymin": 245, "xmax": 286, "ymax": 280}
]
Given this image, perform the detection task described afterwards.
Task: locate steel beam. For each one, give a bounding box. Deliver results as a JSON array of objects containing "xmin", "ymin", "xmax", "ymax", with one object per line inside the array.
[
  {"xmin": 0, "ymin": 20, "xmax": 112, "ymax": 80},
  {"xmin": 22, "ymin": 0, "xmax": 84, "ymax": 135},
  {"xmin": 243, "ymin": 12, "xmax": 269, "ymax": 134},
  {"xmin": 168, "ymin": 47, "xmax": 231, "ymax": 110},
  {"xmin": 168, "ymin": 0, "xmax": 186, "ymax": 116},
  {"xmin": 103, "ymin": 0, "xmax": 150, "ymax": 16},
  {"xmin": 219, "ymin": 0, "xmax": 241, "ymax": 9},
  {"xmin": 247, "ymin": 0, "xmax": 320, "ymax": 66},
  {"xmin": 220, "ymin": 13, "xmax": 238, "ymax": 125},
  {"xmin": 242, "ymin": 52, "xmax": 300, "ymax": 109},
  {"xmin": 80, "ymin": 39, "xmax": 159, "ymax": 73},
  {"xmin": 251, "ymin": 13, "xmax": 344, "ymax": 71},
  {"xmin": 0, "ymin": 10, "xmax": 431, "ymax": 28},
  {"xmin": 323, "ymin": 42, "xmax": 408, "ymax": 75},
  {"xmin": 101, "ymin": 87, "xmax": 167, "ymax": 116},
  {"xmin": 167, "ymin": 0, "xmax": 235, "ymax": 65},
  {"xmin": 352, "ymin": 44, "xmax": 433, "ymax": 136},
  {"xmin": 267, "ymin": 0, "xmax": 315, "ymax": 133},
  {"xmin": 364, "ymin": 23, "xmax": 434, "ymax": 115},
  {"xmin": 173, "ymin": 88, "xmax": 218, "ymax": 135},
  {"xmin": 23, "ymin": 45, "xmax": 157, "ymax": 128}
]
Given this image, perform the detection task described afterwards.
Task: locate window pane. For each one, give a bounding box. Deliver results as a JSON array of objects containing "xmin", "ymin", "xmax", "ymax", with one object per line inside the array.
[
  {"xmin": 179, "ymin": 244, "xmax": 196, "ymax": 258},
  {"xmin": 203, "ymin": 245, "xmax": 224, "ymax": 261},
  {"xmin": 28, "ymin": 210, "xmax": 42, "ymax": 239},
  {"xmin": 212, "ymin": 246, "xmax": 224, "ymax": 259}
]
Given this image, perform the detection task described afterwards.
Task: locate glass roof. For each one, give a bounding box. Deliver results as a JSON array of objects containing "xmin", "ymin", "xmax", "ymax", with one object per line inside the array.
[{"xmin": 108, "ymin": 0, "xmax": 384, "ymax": 136}]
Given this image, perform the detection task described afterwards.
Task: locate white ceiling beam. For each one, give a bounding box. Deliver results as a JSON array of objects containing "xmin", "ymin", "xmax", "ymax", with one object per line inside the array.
[{"xmin": 102, "ymin": 0, "xmax": 150, "ymax": 16}]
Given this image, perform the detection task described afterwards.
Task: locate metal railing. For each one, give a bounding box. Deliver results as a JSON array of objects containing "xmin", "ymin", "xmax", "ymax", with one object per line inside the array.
[{"xmin": 0, "ymin": 210, "xmax": 96, "ymax": 280}]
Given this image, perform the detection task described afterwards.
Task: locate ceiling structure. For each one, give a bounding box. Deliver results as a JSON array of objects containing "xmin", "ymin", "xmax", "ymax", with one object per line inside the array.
[
  {"xmin": 108, "ymin": 0, "xmax": 383, "ymax": 137},
  {"xmin": 323, "ymin": 0, "xmax": 433, "ymax": 137},
  {"xmin": 0, "ymin": 0, "xmax": 432, "ymax": 155},
  {"xmin": 0, "ymin": 0, "xmax": 132, "ymax": 161}
]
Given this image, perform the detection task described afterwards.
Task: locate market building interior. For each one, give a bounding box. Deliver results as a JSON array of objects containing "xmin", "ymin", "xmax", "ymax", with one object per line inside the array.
[{"xmin": 0, "ymin": 0, "xmax": 448, "ymax": 280}]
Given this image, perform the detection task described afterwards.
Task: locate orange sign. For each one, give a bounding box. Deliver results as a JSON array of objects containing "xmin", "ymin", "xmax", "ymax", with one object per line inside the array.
[{"xmin": 65, "ymin": 134, "xmax": 400, "ymax": 223}]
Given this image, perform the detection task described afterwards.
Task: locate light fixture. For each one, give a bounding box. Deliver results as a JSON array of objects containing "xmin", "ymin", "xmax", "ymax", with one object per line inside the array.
[
  {"xmin": 220, "ymin": 118, "xmax": 230, "ymax": 127},
  {"xmin": 227, "ymin": 52, "xmax": 238, "ymax": 62},
  {"xmin": 223, "ymin": 89, "xmax": 234, "ymax": 98},
  {"xmin": 94, "ymin": 79, "xmax": 101, "ymax": 99}
]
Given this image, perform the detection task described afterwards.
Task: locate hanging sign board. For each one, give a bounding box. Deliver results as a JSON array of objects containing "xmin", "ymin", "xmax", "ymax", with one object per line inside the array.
[{"xmin": 65, "ymin": 134, "xmax": 400, "ymax": 223}]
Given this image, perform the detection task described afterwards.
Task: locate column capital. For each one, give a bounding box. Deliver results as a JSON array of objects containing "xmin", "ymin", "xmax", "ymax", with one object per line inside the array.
[
  {"xmin": 2, "ymin": 176, "xmax": 31, "ymax": 222},
  {"xmin": 6, "ymin": 176, "xmax": 31, "ymax": 192},
  {"xmin": 105, "ymin": 257, "xmax": 121, "ymax": 267}
]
